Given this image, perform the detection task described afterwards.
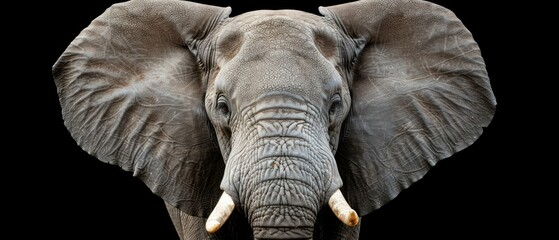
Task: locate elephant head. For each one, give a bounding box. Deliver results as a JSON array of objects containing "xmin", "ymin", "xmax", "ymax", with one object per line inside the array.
[{"xmin": 53, "ymin": 0, "xmax": 495, "ymax": 239}]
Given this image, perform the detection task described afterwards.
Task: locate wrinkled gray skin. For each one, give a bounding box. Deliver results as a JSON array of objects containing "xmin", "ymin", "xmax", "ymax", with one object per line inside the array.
[{"xmin": 53, "ymin": 0, "xmax": 496, "ymax": 239}]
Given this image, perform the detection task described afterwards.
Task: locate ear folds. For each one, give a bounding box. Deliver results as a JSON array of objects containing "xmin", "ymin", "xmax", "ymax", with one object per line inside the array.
[
  {"xmin": 53, "ymin": 0, "xmax": 231, "ymax": 217},
  {"xmin": 321, "ymin": 0, "xmax": 496, "ymax": 215}
]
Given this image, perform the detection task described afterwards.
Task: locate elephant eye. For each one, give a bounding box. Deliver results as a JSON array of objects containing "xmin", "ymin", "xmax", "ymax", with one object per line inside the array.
[
  {"xmin": 217, "ymin": 96, "xmax": 230, "ymax": 116},
  {"xmin": 329, "ymin": 94, "xmax": 342, "ymax": 116}
]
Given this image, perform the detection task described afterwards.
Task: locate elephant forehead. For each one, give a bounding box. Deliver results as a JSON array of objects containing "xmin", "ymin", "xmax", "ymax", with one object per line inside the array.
[
  {"xmin": 214, "ymin": 11, "xmax": 342, "ymax": 106},
  {"xmin": 231, "ymin": 9, "xmax": 327, "ymax": 33},
  {"xmin": 216, "ymin": 48, "xmax": 341, "ymax": 108},
  {"xmin": 216, "ymin": 10, "xmax": 337, "ymax": 59}
]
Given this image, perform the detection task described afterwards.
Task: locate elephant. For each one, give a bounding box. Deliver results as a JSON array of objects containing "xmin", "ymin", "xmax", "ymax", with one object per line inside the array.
[{"xmin": 52, "ymin": 0, "xmax": 496, "ymax": 239}]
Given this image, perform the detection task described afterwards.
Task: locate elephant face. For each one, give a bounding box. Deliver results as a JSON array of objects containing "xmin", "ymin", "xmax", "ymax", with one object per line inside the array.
[
  {"xmin": 53, "ymin": 0, "xmax": 495, "ymax": 239},
  {"xmin": 205, "ymin": 11, "xmax": 356, "ymax": 237}
]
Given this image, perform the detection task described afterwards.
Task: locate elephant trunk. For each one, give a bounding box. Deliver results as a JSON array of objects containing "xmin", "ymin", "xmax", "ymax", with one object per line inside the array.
[
  {"xmin": 212, "ymin": 132, "xmax": 359, "ymax": 237},
  {"xmin": 240, "ymin": 139, "xmax": 341, "ymax": 239},
  {"xmin": 217, "ymin": 130, "xmax": 329, "ymax": 238},
  {"xmin": 249, "ymin": 177, "xmax": 319, "ymax": 239},
  {"xmin": 215, "ymin": 96, "xmax": 357, "ymax": 237}
]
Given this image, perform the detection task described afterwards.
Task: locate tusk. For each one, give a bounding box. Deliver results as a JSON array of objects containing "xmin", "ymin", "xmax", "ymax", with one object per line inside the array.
[
  {"xmin": 206, "ymin": 192, "xmax": 235, "ymax": 233},
  {"xmin": 328, "ymin": 189, "xmax": 359, "ymax": 227}
]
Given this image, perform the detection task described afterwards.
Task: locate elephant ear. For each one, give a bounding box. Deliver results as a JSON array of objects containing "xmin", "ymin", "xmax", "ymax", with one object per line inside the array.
[
  {"xmin": 320, "ymin": 0, "xmax": 496, "ymax": 215},
  {"xmin": 52, "ymin": 0, "xmax": 231, "ymax": 217}
]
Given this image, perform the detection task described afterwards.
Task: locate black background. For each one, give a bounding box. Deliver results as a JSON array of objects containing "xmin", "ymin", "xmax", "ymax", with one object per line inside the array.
[{"xmin": 23, "ymin": 0, "xmax": 527, "ymax": 239}]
